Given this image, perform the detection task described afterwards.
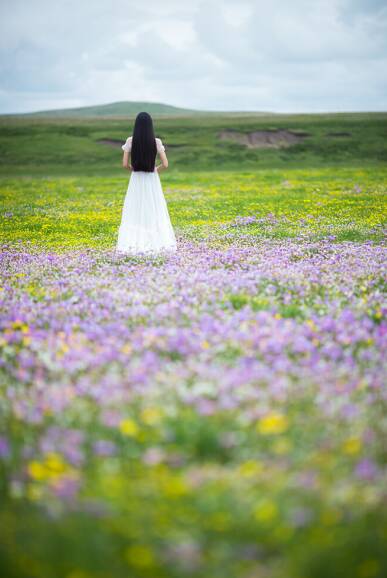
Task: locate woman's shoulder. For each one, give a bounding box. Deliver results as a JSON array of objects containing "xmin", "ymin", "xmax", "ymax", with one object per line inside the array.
[
  {"xmin": 155, "ymin": 137, "xmax": 165, "ymax": 152},
  {"xmin": 121, "ymin": 136, "xmax": 132, "ymax": 152}
]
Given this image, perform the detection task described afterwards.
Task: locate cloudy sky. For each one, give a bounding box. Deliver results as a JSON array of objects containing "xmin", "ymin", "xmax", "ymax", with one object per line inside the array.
[{"xmin": 1, "ymin": 0, "xmax": 386, "ymax": 114}]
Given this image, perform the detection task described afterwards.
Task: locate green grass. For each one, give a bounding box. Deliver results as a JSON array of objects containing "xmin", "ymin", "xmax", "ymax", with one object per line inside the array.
[
  {"xmin": 1, "ymin": 112, "xmax": 386, "ymax": 249},
  {"xmin": 1, "ymin": 167, "xmax": 386, "ymax": 250},
  {"xmin": 1, "ymin": 112, "xmax": 386, "ymax": 176}
]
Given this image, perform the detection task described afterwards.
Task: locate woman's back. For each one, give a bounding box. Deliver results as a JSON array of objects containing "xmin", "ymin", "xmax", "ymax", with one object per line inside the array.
[{"xmin": 121, "ymin": 136, "xmax": 166, "ymax": 172}]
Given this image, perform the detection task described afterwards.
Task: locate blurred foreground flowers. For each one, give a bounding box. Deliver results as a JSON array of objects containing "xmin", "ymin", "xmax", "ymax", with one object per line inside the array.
[{"xmin": 0, "ymin": 237, "xmax": 386, "ymax": 578}]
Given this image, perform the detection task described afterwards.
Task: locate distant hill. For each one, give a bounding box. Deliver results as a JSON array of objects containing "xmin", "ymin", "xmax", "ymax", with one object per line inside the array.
[
  {"xmin": 1, "ymin": 101, "xmax": 277, "ymax": 118},
  {"xmin": 2, "ymin": 101, "xmax": 207, "ymax": 118}
]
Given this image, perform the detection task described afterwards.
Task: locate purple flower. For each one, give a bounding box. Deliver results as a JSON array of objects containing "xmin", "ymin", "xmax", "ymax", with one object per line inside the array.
[
  {"xmin": 52, "ymin": 476, "xmax": 81, "ymax": 500},
  {"xmin": 93, "ymin": 440, "xmax": 116, "ymax": 457},
  {"xmin": 0, "ymin": 436, "xmax": 10, "ymax": 458},
  {"xmin": 355, "ymin": 459, "xmax": 379, "ymax": 481}
]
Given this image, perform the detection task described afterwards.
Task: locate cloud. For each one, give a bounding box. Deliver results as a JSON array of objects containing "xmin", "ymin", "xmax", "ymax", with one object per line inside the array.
[{"xmin": 0, "ymin": 0, "xmax": 386, "ymax": 113}]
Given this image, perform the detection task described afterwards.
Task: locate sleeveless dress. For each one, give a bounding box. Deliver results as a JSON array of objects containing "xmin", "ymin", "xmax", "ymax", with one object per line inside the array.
[{"xmin": 116, "ymin": 136, "xmax": 177, "ymax": 255}]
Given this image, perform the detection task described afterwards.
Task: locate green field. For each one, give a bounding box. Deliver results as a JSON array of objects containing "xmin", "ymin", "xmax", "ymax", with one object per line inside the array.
[
  {"xmin": 1, "ymin": 112, "xmax": 386, "ymax": 177},
  {"xmin": 1, "ymin": 168, "xmax": 386, "ymax": 250},
  {"xmin": 1, "ymin": 112, "xmax": 386, "ymax": 249}
]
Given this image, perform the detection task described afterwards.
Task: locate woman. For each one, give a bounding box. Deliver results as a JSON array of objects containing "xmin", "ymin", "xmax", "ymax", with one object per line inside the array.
[{"xmin": 116, "ymin": 112, "xmax": 177, "ymax": 254}]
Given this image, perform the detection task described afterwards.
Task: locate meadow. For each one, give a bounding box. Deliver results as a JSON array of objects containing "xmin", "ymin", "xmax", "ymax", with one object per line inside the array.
[{"xmin": 0, "ymin": 112, "xmax": 386, "ymax": 578}]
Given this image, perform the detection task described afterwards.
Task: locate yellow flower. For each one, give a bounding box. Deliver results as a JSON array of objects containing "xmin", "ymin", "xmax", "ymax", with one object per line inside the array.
[
  {"xmin": 162, "ymin": 476, "xmax": 189, "ymax": 498},
  {"xmin": 238, "ymin": 460, "xmax": 264, "ymax": 477},
  {"xmin": 44, "ymin": 452, "xmax": 67, "ymax": 475},
  {"xmin": 27, "ymin": 452, "xmax": 68, "ymax": 482},
  {"xmin": 28, "ymin": 461, "xmax": 47, "ymax": 481},
  {"xmin": 342, "ymin": 436, "xmax": 362, "ymax": 455},
  {"xmin": 257, "ymin": 412, "xmax": 289, "ymax": 435},
  {"xmin": 119, "ymin": 418, "xmax": 139, "ymax": 437}
]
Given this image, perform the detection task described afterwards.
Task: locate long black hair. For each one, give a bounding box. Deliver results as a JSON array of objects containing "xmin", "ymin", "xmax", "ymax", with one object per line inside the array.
[{"xmin": 131, "ymin": 112, "xmax": 157, "ymax": 172}]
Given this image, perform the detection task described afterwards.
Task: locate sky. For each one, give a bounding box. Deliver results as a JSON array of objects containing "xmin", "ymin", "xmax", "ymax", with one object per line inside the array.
[{"xmin": 0, "ymin": 0, "xmax": 386, "ymax": 114}]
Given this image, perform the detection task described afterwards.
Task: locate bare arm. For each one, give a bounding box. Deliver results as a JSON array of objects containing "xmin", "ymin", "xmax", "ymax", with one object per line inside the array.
[
  {"xmin": 156, "ymin": 148, "xmax": 168, "ymax": 172},
  {"xmin": 122, "ymin": 151, "xmax": 132, "ymax": 171}
]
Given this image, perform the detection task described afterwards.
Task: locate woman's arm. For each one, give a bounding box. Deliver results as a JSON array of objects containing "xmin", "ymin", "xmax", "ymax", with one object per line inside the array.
[
  {"xmin": 156, "ymin": 148, "xmax": 168, "ymax": 172},
  {"xmin": 122, "ymin": 151, "xmax": 132, "ymax": 171}
]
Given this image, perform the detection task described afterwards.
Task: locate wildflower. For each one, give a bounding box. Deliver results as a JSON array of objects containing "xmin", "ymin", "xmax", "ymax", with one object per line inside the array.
[
  {"xmin": 119, "ymin": 418, "xmax": 139, "ymax": 437},
  {"xmin": 342, "ymin": 436, "xmax": 362, "ymax": 455},
  {"xmin": 257, "ymin": 412, "xmax": 289, "ymax": 435},
  {"xmin": 27, "ymin": 453, "xmax": 67, "ymax": 481},
  {"xmin": 28, "ymin": 461, "xmax": 47, "ymax": 481},
  {"xmin": 355, "ymin": 459, "xmax": 378, "ymax": 481},
  {"xmin": 238, "ymin": 460, "xmax": 264, "ymax": 477}
]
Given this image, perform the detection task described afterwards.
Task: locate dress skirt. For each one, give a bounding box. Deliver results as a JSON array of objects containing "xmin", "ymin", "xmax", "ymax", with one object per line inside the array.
[{"xmin": 116, "ymin": 170, "xmax": 177, "ymax": 255}]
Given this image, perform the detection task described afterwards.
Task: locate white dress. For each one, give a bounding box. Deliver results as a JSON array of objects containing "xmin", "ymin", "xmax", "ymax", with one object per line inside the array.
[{"xmin": 116, "ymin": 136, "xmax": 177, "ymax": 255}]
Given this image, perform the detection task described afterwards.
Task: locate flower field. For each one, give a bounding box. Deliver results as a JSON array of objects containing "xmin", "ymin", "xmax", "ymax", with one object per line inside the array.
[{"xmin": 0, "ymin": 168, "xmax": 386, "ymax": 578}]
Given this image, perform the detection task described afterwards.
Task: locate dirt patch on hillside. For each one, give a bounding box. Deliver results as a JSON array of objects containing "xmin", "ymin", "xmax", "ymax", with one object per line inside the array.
[
  {"xmin": 96, "ymin": 138, "xmax": 176, "ymax": 148},
  {"xmin": 218, "ymin": 129, "xmax": 310, "ymax": 149},
  {"xmin": 96, "ymin": 138, "xmax": 123, "ymax": 147},
  {"xmin": 325, "ymin": 132, "xmax": 352, "ymax": 138}
]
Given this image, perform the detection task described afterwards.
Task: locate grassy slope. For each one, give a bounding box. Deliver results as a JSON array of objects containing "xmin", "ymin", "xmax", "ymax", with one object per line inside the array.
[
  {"xmin": 0, "ymin": 112, "xmax": 386, "ymax": 176},
  {"xmin": 1, "ymin": 100, "xmax": 201, "ymax": 118}
]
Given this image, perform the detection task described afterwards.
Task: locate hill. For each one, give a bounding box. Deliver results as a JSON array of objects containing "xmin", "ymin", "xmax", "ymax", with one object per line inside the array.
[{"xmin": 1, "ymin": 100, "xmax": 205, "ymax": 118}]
